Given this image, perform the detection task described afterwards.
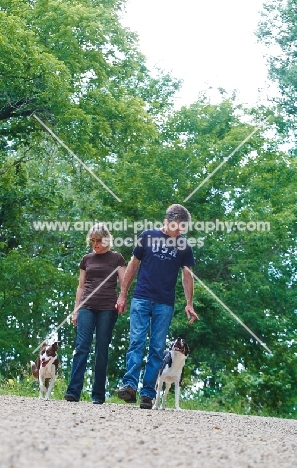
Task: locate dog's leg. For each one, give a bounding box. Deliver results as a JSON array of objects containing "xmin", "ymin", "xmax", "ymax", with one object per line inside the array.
[
  {"xmin": 174, "ymin": 377, "xmax": 181, "ymax": 411},
  {"xmin": 45, "ymin": 376, "xmax": 56, "ymax": 400},
  {"xmin": 160, "ymin": 381, "xmax": 171, "ymax": 410},
  {"xmin": 39, "ymin": 373, "xmax": 47, "ymax": 399},
  {"xmin": 152, "ymin": 378, "xmax": 162, "ymax": 410},
  {"xmin": 39, "ymin": 382, "xmax": 46, "ymax": 398},
  {"xmin": 45, "ymin": 366, "xmax": 56, "ymax": 400}
]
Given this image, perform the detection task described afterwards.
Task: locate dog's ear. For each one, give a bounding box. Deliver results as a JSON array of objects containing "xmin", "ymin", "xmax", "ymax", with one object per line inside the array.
[{"xmin": 52, "ymin": 342, "xmax": 59, "ymax": 351}]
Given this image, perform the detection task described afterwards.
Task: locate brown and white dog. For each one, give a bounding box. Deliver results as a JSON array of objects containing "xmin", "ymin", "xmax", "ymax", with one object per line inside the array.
[
  {"xmin": 153, "ymin": 337, "xmax": 190, "ymax": 411},
  {"xmin": 30, "ymin": 341, "xmax": 59, "ymax": 400}
]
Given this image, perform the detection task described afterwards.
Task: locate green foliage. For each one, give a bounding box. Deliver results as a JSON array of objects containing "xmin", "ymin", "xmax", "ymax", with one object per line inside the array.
[
  {"xmin": 257, "ymin": 0, "xmax": 297, "ymax": 132},
  {"xmin": 0, "ymin": 371, "xmax": 90, "ymax": 401},
  {"xmin": 0, "ymin": 0, "xmax": 296, "ymax": 419},
  {"xmin": 163, "ymin": 98, "xmax": 296, "ymax": 418}
]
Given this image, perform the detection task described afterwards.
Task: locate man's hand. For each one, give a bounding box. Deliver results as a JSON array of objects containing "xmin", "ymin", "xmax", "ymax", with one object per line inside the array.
[
  {"xmin": 116, "ymin": 256, "xmax": 140, "ymax": 314},
  {"xmin": 185, "ymin": 305, "xmax": 199, "ymax": 324}
]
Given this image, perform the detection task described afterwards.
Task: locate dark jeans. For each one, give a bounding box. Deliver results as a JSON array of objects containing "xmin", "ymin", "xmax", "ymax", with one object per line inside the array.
[{"xmin": 65, "ymin": 308, "xmax": 118, "ymax": 402}]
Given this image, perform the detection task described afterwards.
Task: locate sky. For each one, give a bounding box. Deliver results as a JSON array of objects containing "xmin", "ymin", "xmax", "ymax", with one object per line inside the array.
[{"xmin": 121, "ymin": 0, "xmax": 274, "ymax": 108}]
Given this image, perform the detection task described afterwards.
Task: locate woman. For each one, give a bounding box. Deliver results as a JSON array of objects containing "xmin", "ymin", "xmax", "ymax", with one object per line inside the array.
[{"xmin": 64, "ymin": 223, "xmax": 126, "ymax": 403}]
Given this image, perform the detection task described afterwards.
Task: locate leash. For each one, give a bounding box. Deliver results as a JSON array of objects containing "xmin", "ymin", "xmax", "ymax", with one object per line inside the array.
[
  {"xmin": 32, "ymin": 114, "xmax": 121, "ymax": 202},
  {"xmin": 32, "ymin": 266, "xmax": 121, "ymax": 354},
  {"xmin": 186, "ymin": 267, "xmax": 273, "ymax": 355}
]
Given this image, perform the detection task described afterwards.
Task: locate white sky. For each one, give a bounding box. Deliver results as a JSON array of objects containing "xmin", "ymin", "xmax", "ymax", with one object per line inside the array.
[{"xmin": 121, "ymin": 0, "xmax": 275, "ymax": 108}]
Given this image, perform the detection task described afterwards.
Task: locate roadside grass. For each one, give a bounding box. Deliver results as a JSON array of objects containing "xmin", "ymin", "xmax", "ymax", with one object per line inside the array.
[
  {"xmin": 1, "ymin": 375, "xmax": 294, "ymax": 418},
  {"xmin": 0, "ymin": 374, "xmax": 254, "ymax": 414}
]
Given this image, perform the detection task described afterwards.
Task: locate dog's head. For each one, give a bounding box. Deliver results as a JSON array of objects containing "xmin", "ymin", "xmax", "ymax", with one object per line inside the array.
[
  {"xmin": 172, "ymin": 337, "xmax": 190, "ymax": 356},
  {"xmin": 40, "ymin": 342, "xmax": 59, "ymax": 366}
]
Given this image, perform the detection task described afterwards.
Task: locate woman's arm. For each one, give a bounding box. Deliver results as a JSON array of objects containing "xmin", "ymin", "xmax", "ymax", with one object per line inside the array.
[{"xmin": 72, "ymin": 269, "xmax": 86, "ymax": 326}]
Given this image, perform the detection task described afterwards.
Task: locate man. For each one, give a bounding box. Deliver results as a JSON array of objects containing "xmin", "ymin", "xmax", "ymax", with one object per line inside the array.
[{"xmin": 116, "ymin": 204, "xmax": 198, "ymax": 409}]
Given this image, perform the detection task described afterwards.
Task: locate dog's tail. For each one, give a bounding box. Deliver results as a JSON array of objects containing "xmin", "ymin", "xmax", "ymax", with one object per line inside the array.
[{"xmin": 30, "ymin": 361, "xmax": 39, "ymax": 380}]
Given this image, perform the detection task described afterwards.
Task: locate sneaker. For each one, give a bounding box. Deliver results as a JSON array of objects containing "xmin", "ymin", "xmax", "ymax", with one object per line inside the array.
[
  {"xmin": 140, "ymin": 396, "xmax": 153, "ymax": 409},
  {"xmin": 117, "ymin": 385, "xmax": 137, "ymax": 403},
  {"xmin": 64, "ymin": 395, "xmax": 78, "ymax": 402},
  {"xmin": 92, "ymin": 399, "xmax": 104, "ymax": 405}
]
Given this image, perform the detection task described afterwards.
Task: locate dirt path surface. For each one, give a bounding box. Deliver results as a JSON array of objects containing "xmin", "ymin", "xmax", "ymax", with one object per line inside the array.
[{"xmin": 0, "ymin": 395, "xmax": 296, "ymax": 467}]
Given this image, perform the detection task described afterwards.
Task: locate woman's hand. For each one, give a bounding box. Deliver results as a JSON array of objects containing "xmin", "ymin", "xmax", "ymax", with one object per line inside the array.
[
  {"xmin": 72, "ymin": 310, "xmax": 78, "ymax": 326},
  {"xmin": 116, "ymin": 293, "xmax": 127, "ymax": 314}
]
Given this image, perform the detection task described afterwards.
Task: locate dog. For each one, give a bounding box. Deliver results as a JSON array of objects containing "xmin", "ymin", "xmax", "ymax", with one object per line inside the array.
[
  {"xmin": 153, "ymin": 337, "xmax": 190, "ymax": 411},
  {"xmin": 30, "ymin": 341, "xmax": 59, "ymax": 400}
]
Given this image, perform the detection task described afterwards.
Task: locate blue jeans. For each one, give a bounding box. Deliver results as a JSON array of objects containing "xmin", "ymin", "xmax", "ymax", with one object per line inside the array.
[
  {"xmin": 65, "ymin": 308, "xmax": 118, "ymax": 402},
  {"xmin": 122, "ymin": 298, "xmax": 174, "ymax": 399}
]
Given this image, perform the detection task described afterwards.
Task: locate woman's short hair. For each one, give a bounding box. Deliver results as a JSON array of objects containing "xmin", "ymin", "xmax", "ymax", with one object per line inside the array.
[
  {"xmin": 86, "ymin": 223, "xmax": 113, "ymax": 248},
  {"xmin": 165, "ymin": 204, "xmax": 191, "ymax": 223}
]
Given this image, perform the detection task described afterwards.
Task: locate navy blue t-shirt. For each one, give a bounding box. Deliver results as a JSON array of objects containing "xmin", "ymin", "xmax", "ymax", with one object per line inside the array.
[{"xmin": 132, "ymin": 229, "xmax": 195, "ymax": 306}]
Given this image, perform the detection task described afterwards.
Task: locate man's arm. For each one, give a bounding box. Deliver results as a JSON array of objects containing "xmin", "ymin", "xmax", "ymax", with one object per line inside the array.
[
  {"xmin": 116, "ymin": 256, "xmax": 140, "ymax": 314},
  {"xmin": 182, "ymin": 266, "xmax": 199, "ymax": 324},
  {"xmin": 117, "ymin": 266, "xmax": 126, "ymax": 289}
]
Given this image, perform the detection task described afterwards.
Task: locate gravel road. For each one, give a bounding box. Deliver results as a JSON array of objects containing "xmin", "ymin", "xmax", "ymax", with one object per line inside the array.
[{"xmin": 0, "ymin": 395, "xmax": 296, "ymax": 467}]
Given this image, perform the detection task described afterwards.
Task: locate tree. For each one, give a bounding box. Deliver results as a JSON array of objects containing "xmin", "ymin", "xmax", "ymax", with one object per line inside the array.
[
  {"xmin": 257, "ymin": 0, "xmax": 297, "ymax": 128},
  {"xmin": 1, "ymin": 1, "xmax": 296, "ymax": 417},
  {"xmin": 161, "ymin": 97, "xmax": 297, "ymax": 415},
  {"xmin": 0, "ymin": 0, "xmax": 179, "ymax": 376}
]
